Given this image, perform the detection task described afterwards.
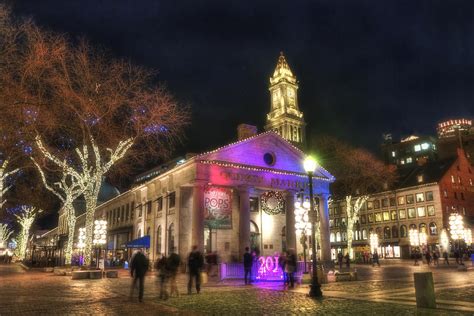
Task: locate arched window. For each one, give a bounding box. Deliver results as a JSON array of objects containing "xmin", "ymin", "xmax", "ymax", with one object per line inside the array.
[
  {"xmin": 419, "ymin": 223, "xmax": 427, "ymax": 234},
  {"xmin": 392, "ymin": 225, "xmax": 399, "ymax": 238},
  {"xmin": 362, "ymin": 229, "xmax": 367, "ymax": 240},
  {"xmin": 156, "ymin": 226, "xmax": 162, "ymax": 256},
  {"xmin": 250, "ymin": 220, "xmax": 260, "ymax": 252},
  {"xmin": 168, "ymin": 223, "xmax": 175, "ymax": 255},
  {"xmin": 384, "ymin": 227, "xmax": 391, "ymax": 239},
  {"xmin": 409, "ymin": 224, "xmax": 417, "ymax": 230},
  {"xmin": 330, "ymin": 233, "xmax": 335, "ymax": 242},
  {"xmin": 336, "ymin": 232, "xmax": 341, "ymax": 242},
  {"xmin": 137, "ymin": 229, "xmax": 142, "ymax": 238},
  {"xmin": 376, "ymin": 227, "xmax": 382, "ymax": 239},
  {"xmin": 429, "ymin": 222, "xmax": 437, "ymax": 235},
  {"xmin": 342, "ymin": 232, "xmax": 347, "ymax": 241},
  {"xmin": 400, "ymin": 225, "xmax": 407, "ymax": 237}
]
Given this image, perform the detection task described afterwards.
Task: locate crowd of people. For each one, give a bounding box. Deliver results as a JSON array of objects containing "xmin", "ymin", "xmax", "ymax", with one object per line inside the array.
[{"xmin": 412, "ymin": 247, "xmax": 472, "ymax": 266}]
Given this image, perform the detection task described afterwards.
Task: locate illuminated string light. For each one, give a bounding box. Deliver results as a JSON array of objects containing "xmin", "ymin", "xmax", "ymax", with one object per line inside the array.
[
  {"xmin": 369, "ymin": 232, "xmax": 379, "ymax": 254},
  {"xmin": 440, "ymin": 229, "xmax": 449, "ymax": 250},
  {"xmin": 449, "ymin": 213, "xmax": 464, "ymax": 240},
  {"xmin": 0, "ymin": 223, "xmax": 13, "ymax": 247},
  {"xmin": 344, "ymin": 195, "xmax": 369, "ymax": 259},
  {"xmin": 14, "ymin": 206, "xmax": 42, "ymax": 260},
  {"xmin": 464, "ymin": 228, "xmax": 472, "ymax": 245},
  {"xmin": 0, "ymin": 160, "xmax": 20, "ymax": 208}
]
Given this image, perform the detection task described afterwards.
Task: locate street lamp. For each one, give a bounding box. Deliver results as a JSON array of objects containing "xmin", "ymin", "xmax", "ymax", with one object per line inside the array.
[
  {"xmin": 294, "ymin": 196, "xmax": 311, "ymax": 273},
  {"xmin": 303, "ymin": 156, "xmax": 322, "ymax": 298},
  {"xmin": 93, "ymin": 220, "xmax": 107, "ymax": 269}
]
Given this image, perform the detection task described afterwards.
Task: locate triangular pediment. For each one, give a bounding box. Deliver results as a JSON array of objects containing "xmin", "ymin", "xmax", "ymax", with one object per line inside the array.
[{"xmin": 197, "ymin": 132, "xmax": 334, "ymax": 181}]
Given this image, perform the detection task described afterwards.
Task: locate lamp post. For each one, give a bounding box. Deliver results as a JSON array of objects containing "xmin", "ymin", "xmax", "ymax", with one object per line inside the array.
[
  {"xmin": 303, "ymin": 156, "xmax": 322, "ymax": 298},
  {"xmin": 93, "ymin": 220, "xmax": 107, "ymax": 269}
]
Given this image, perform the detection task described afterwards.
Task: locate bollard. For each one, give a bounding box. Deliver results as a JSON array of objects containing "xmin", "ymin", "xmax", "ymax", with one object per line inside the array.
[{"xmin": 414, "ymin": 272, "xmax": 436, "ymax": 309}]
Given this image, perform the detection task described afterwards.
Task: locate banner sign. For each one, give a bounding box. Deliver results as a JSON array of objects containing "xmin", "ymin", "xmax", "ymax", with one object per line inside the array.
[{"xmin": 204, "ymin": 187, "xmax": 232, "ymax": 229}]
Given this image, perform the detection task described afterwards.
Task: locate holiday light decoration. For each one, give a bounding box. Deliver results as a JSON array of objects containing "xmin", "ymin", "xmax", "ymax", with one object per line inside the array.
[
  {"xmin": 294, "ymin": 199, "xmax": 312, "ymax": 235},
  {"xmin": 369, "ymin": 232, "xmax": 379, "ymax": 254},
  {"xmin": 0, "ymin": 160, "xmax": 20, "ymax": 208},
  {"xmin": 440, "ymin": 229, "xmax": 449, "ymax": 251},
  {"xmin": 344, "ymin": 195, "xmax": 369, "ymax": 259},
  {"xmin": 14, "ymin": 205, "xmax": 42, "ymax": 260},
  {"xmin": 464, "ymin": 228, "xmax": 472, "ymax": 245},
  {"xmin": 93, "ymin": 220, "xmax": 107, "ymax": 245},
  {"xmin": 261, "ymin": 191, "xmax": 285, "ymax": 215},
  {"xmin": 0, "ymin": 223, "xmax": 13, "ymax": 247},
  {"xmin": 409, "ymin": 228, "xmax": 420, "ymax": 247},
  {"xmin": 449, "ymin": 213, "xmax": 465, "ymax": 240},
  {"xmin": 77, "ymin": 227, "xmax": 86, "ymax": 249},
  {"xmin": 419, "ymin": 231, "xmax": 427, "ymax": 246}
]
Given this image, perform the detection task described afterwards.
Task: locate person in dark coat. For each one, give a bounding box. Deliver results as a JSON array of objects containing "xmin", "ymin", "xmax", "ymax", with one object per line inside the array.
[
  {"xmin": 372, "ymin": 252, "xmax": 380, "ymax": 267},
  {"xmin": 187, "ymin": 245, "xmax": 204, "ymax": 294},
  {"xmin": 156, "ymin": 255, "xmax": 168, "ymax": 300},
  {"xmin": 286, "ymin": 249, "xmax": 297, "ymax": 288},
  {"xmin": 279, "ymin": 252, "xmax": 288, "ymax": 285},
  {"xmin": 243, "ymin": 247, "xmax": 253, "ymax": 285},
  {"xmin": 344, "ymin": 253, "xmax": 350, "ymax": 268},
  {"xmin": 167, "ymin": 248, "xmax": 181, "ymax": 297},
  {"xmin": 443, "ymin": 251, "xmax": 449, "ymax": 265},
  {"xmin": 337, "ymin": 252, "xmax": 343, "ymax": 270},
  {"xmin": 130, "ymin": 250, "xmax": 149, "ymax": 302}
]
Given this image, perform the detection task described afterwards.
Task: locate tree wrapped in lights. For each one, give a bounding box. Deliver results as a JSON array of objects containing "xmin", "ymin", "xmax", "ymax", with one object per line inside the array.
[
  {"xmin": 464, "ymin": 229, "xmax": 472, "ymax": 246},
  {"xmin": 13, "ymin": 205, "xmax": 42, "ymax": 260},
  {"xmin": 0, "ymin": 10, "xmax": 189, "ymax": 266},
  {"xmin": 0, "ymin": 223, "xmax": 13, "ymax": 247},
  {"xmin": 369, "ymin": 232, "xmax": 379, "ymax": 254},
  {"xmin": 409, "ymin": 228, "xmax": 420, "ymax": 247},
  {"xmin": 311, "ymin": 136, "xmax": 396, "ymax": 258},
  {"xmin": 440, "ymin": 229, "xmax": 449, "ymax": 251},
  {"xmin": 449, "ymin": 213, "xmax": 465, "ymax": 241}
]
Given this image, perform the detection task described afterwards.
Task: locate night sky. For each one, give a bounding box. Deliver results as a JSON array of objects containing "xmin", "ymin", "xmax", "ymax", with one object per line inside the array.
[{"xmin": 11, "ymin": 0, "xmax": 474, "ymax": 154}]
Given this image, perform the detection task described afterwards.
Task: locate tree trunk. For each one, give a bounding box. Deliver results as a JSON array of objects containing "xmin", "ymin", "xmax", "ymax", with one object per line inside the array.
[
  {"xmin": 83, "ymin": 177, "xmax": 102, "ymax": 266},
  {"xmin": 64, "ymin": 203, "xmax": 76, "ymax": 265}
]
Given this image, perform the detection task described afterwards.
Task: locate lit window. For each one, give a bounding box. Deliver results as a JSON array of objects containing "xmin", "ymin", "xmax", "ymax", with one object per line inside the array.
[
  {"xmin": 451, "ymin": 175, "xmax": 455, "ymax": 183},
  {"xmin": 470, "ymin": 179, "xmax": 473, "ymax": 186},
  {"xmin": 417, "ymin": 206, "xmax": 426, "ymax": 217},
  {"xmin": 414, "ymin": 145, "xmax": 421, "ymax": 152},
  {"xmin": 401, "ymin": 159, "xmax": 405, "ymax": 165},
  {"xmin": 417, "ymin": 175, "xmax": 423, "ymax": 183},
  {"xmin": 415, "ymin": 193, "xmax": 424, "ymax": 202},
  {"xmin": 406, "ymin": 157, "xmax": 413, "ymax": 163},
  {"xmin": 391, "ymin": 151, "xmax": 396, "ymax": 157},
  {"xmin": 421, "ymin": 143, "xmax": 430, "ymax": 150}
]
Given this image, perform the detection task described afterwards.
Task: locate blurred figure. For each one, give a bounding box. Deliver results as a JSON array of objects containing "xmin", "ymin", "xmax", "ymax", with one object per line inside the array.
[
  {"xmin": 156, "ymin": 254, "xmax": 168, "ymax": 300},
  {"xmin": 425, "ymin": 251, "xmax": 431, "ymax": 266},
  {"xmin": 130, "ymin": 250, "xmax": 149, "ymax": 302},
  {"xmin": 167, "ymin": 248, "xmax": 181, "ymax": 297},
  {"xmin": 243, "ymin": 247, "xmax": 253, "ymax": 285},
  {"xmin": 187, "ymin": 245, "xmax": 204, "ymax": 294},
  {"xmin": 443, "ymin": 251, "xmax": 449, "ymax": 265},
  {"xmin": 344, "ymin": 253, "xmax": 350, "ymax": 269},
  {"xmin": 286, "ymin": 249, "xmax": 297, "ymax": 288},
  {"xmin": 337, "ymin": 252, "xmax": 343, "ymax": 270},
  {"xmin": 372, "ymin": 252, "xmax": 380, "ymax": 267},
  {"xmin": 433, "ymin": 250, "xmax": 439, "ymax": 266},
  {"xmin": 279, "ymin": 252, "xmax": 288, "ymax": 285}
]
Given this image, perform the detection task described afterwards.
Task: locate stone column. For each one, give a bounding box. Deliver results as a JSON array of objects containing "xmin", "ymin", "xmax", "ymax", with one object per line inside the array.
[
  {"xmin": 239, "ymin": 187, "xmax": 250, "ymax": 260},
  {"xmin": 318, "ymin": 193, "xmax": 332, "ymax": 263},
  {"xmin": 192, "ymin": 184, "xmax": 205, "ymax": 251},
  {"xmin": 285, "ymin": 191, "xmax": 297, "ymax": 251}
]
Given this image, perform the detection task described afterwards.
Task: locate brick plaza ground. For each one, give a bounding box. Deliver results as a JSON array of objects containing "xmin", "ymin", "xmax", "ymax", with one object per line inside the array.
[{"xmin": 0, "ymin": 260, "xmax": 473, "ymax": 315}]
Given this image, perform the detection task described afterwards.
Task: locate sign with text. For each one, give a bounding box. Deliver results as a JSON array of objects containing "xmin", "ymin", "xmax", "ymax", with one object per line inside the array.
[{"xmin": 204, "ymin": 187, "xmax": 232, "ymax": 229}]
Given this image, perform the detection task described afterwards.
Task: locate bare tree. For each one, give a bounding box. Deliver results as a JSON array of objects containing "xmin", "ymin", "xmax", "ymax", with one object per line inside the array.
[
  {"xmin": 0, "ymin": 8, "xmax": 189, "ymax": 265},
  {"xmin": 312, "ymin": 136, "xmax": 396, "ymax": 258}
]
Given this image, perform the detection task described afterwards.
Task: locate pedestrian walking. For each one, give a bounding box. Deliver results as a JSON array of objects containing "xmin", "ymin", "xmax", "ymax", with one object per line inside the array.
[
  {"xmin": 279, "ymin": 252, "xmax": 288, "ymax": 285},
  {"xmin": 156, "ymin": 254, "xmax": 169, "ymax": 300},
  {"xmin": 167, "ymin": 248, "xmax": 181, "ymax": 297},
  {"xmin": 337, "ymin": 252, "xmax": 343, "ymax": 270},
  {"xmin": 372, "ymin": 252, "xmax": 380, "ymax": 267},
  {"xmin": 130, "ymin": 250, "xmax": 149, "ymax": 302},
  {"xmin": 187, "ymin": 245, "xmax": 204, "ymax": 294},
  {"xmin": 286, "ymin": 249, "xmax": 297, "ymax": 288},
  {"xmin": 443, "ymin": 251, "xmax": 449, "ymax": 265},
  {"xmin": 413, "ymin": 249, "xmax": 419, "ymax": 266},
  {"xmin": 344, "ymin": 253, "xmax": 350, "ymax": 269},
  {"xmin": 243, "ymin": 247, "xmax": 253, "ymax": 285},
  {"xmin": 425, "ymin": 251, "xmax": 432, "ymax": 266},
  {"xmin": 432, "ymin": 251, "xmax": 439, "ymax": 266}
]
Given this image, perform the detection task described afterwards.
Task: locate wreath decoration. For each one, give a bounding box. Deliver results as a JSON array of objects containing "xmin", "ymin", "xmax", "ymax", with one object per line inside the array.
[{"xmin": 261, "ymin": 191, "xmax": 285, "ymax": 215}]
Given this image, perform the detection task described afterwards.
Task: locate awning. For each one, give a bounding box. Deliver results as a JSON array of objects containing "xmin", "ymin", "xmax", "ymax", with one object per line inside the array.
[{"xmin": 123, "ymin": 235, "xmax": 150, "ymax": 248}]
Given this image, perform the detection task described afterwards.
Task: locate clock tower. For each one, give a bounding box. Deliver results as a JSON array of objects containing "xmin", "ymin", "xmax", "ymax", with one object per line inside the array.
[{"xmin": 264, "ymin": 52, "xmax": 306, "ymax": 148}]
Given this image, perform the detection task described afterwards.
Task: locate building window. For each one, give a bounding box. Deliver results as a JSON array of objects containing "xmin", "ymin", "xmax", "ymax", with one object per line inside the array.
[
  {"xmin": 417, "ymin": 206, "xmax": 426, "ymax": 217},
  {"xmin": 406, "ymin": 195, "xmax": 414, "ymax": 204},
  {"xmin": 367, "ymin": 201, "xmax": 373, "ymax": 210},
  {"xmin": 334, "ymin": 218, "xmax": 340, "ymax": 228},
  {"xmin": 330, "ymin": 233, "xmax": 335, "ymax": 242},
  {"xmin": 406, "ymin": 157, "xmax": 413, "ymax": 163},
  {"xmin": 409, "ymin": 224, "xmax": 417, "ymax": 230},
  {"xmin": 451, "ymin": 175, "xmax": 455, "ymax": 183},
  {"xmin": 360, "ymin": 214, "xmax": 366, "ymax": 224},
  {"xmin": 458, "ymin": 176, "xmax": 461, "ymax": 184},
  {"xmin": 138, "ymin": 204, "xmax": 143, "ymax": 218},
  {"xmin": 454, "ymin": 192, "xmax": 458, "ymax": 199},
  {"xmin": 391, "ymin": 151, "xmax": 396, "ymax": 157},
  {"xmin": 415, "ymin": 193, "xmax": 424, "ymax": 203},
  {"xmin": 375, "ymin": 213, "xmax": 382, "ymax": 222},
  {"xmin": 443, "ymin": 190, "xmax": 448, "ymax": 198},
  {"xmin": 336, "ymin": 232, "xmax": 341, "ymax": 242},
  {"xmin": 392, "ymin": 226, "xmax": 399, "ymax": 238},
  {"xmin": 469, "ymin": 178, "xmax": 473, "ymax": 186},
  {"xmin": 376, "ymin": 227, "xmax": 382, "ymax": 239},
  {"xmin": 329, "ymin": 219, "xmax": 334, "ymax": 228},
  {"xmin": 389, "ymin": 197, "xmax": 396, "ymax": 207},
  {"xmin": 461, "ymin": 192, "xmax": 465, "ymax": 200},
  {"xmin": 383, "ymin": 211, "xmax": 390, "ymax": 221},
  {"xmin": 414, "ymin": 144, "xmax": 421, "ymax": 152},
  {"xmin": 398, "ymin": 196, "xmax": 405, "ymax": 205},
  {"xmin": 342, "ymin": 232, "xmax": 347, "ymax": 241},
  {"xmin": 374, "ymin": 200, "xmax": 380, "ymax": 209},
  {"xmin": 146, "ymin": 201, "xmax": 152, "ymax": 214},
  {"xmin": 419, "ymin": 223, "xmax": 427, "ymax": 234},
  {"xmin": 382, "ymin": 198, "xmax": 389, "ymax": 208},
  {"xmin": 429, "ymin": 222, "xmax": 437, "ymax": 235},
  {"xmin": 368, "ymin": 213, "xmax": 374, "ymax": 223},
  {"xmin": 417, "ymin": 175, "xmax": 424, "ymax": 183},
  {"xmin": 399, "ymin": 209, "xmax": 406, "ymax": 219},
  {"xmin": 384, "ymin": 227, "xmax": 391, "ymax": 239},
  {"xmin": 362, "ymin": 229, "xmax": 367, "ymax": 240},
  {"xmin": 426, "ymin": 191, "xmax": 433, "ymax": 201},
  {"xmin": 400, "ymin": 225, "xmax": 408, "ymax": 238},
  {"xmin": 157, "ymin": 197, "xmax": 163, "ymax": 212},
  {"xmin": 250, "ymin": 197, "xmax": 259, "ymax": 212},
  {"xmin": 391, "ymin": 210, "xmax": 397, "ymax": 220},
  {"xmin": 408, "ymin": 208, "xmax": 416, "ymax": 218},
  {"xmin": 168, "ymin": 192, "xmax": 176, "ymax": 209},
  {"xmin": 427, "ymin": 205, "xmax": 435, "ymax": 216},
  {"xmin": 156, "ymin": 226, "xmax": 162, "ymax": 255},
  {"xmin": 168, "ymin": 223, "xmax": 175, "ymax": 254}
]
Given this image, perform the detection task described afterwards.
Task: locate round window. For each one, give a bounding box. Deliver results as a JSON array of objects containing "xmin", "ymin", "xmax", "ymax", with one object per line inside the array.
[{"xmin": 263, "ymin": 152, "xmax": 276, "ymax": 166}]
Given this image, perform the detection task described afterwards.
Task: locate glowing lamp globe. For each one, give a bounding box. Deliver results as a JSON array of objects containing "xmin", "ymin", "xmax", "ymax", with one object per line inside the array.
[{"xmin": 303, "ymin": 156, "xmax": 317, "ymax": 174}]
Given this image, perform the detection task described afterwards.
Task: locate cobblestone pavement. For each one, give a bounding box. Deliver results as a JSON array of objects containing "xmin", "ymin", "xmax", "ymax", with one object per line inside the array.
[{"xmin": 0, "ymin": 262, "xmax": 473, "ymax": 315}]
